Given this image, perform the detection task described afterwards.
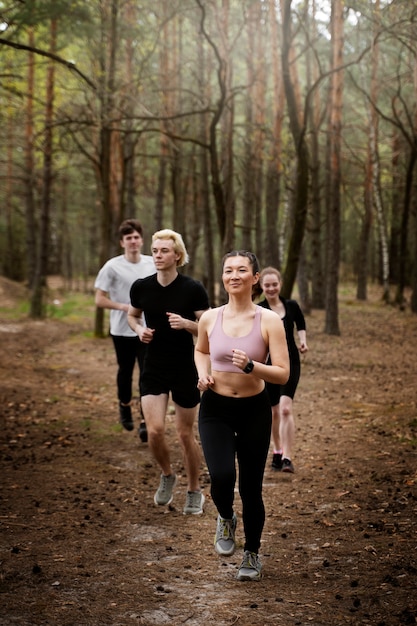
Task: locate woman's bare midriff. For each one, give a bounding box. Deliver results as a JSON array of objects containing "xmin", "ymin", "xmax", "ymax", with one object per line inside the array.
[{"xmin": 211, "ymin": 370, "xmax": 265, "ymax": 398}]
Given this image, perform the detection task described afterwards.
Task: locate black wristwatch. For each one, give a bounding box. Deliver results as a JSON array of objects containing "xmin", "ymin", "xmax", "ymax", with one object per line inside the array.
[{"xmin": 243, "ymin": 358, "xmax": 254, "ymax": 374}]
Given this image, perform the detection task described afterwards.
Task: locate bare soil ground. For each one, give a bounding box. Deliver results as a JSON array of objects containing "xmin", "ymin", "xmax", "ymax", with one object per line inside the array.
[{"xmin": 0, "ymin": 278, "xmax": 416, "ymax": 626}]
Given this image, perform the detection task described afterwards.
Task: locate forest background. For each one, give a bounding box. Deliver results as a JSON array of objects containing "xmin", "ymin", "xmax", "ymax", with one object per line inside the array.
[{"xmin": 0, "ymin": 0, "xmax": 416, "ymax": 334}]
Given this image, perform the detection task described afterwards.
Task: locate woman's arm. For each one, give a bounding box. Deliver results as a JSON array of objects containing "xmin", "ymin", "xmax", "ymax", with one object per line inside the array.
[
  {"xmin": 194, "ymin": 310, "xmax": 215, "ymax": 391},
  {"xmin": 230, "ymin": 309, "xmax": 289, "ymax": 384},
  {"xmin": 297, "ymin": 329, "xmax": 308, "ymax": 353},
  {"xmin": 252, "ymin": 309, "xmax": 289, "ymax": 384}
]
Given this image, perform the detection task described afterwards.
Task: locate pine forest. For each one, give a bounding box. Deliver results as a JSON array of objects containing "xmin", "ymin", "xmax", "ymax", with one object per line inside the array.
[{"xmin": 0, "ymin": 0, "xmax": 416, "ymax": 332}]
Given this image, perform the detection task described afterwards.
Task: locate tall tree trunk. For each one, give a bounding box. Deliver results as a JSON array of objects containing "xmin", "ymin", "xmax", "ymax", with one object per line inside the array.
[
  {"xmin": 264, "ymin": 0, "xmax": 285, "ymax": 270},
  {"xmin": 219, "ymin": 0, "xmax": 235, "ymax": 255},
  {"xmin": 25, "ymin": 26, "xmax": 37, "ymax": 289},
  {"xmin": 200, "ymin": 143, "xmax": 215, "ymax": 304},
  {"xmin": 307, "ymin": 0, "xmax": 324, "ymax": 309},
  {"xmin": 297, "ymin": 244, "xmax": 311, "ymax": 314},
  {"xmin": 356, "ymin": 170, "xmax": 373, "ymax": 301},
  {"xmin": 242, "ymin": 9, "xmax": 256, "ymax": 252},
  {"xmin": 324, "ymin": 0, "xmax": 344, "ymax": 335},
  {"xmin": 411, "ymin": 173, "xmax": 417, "ymax": 312},
  {"xmin": 372, "ymin": 121, "xmax": 390, "ymax": 303},
  {"xmin": 30, "ymin": 18, "xmax": 57, "ymax": 319},
  {"xmin": 242, "ymin": 3, "xmax": 266, "ymax": 254},
  {"xmin": 59, "ymin": 175, "xmax": 72, "ymax": 288},
  {"xmin": 196, "ymin": 0, "xmax": 234, "ymax": 256},
  {"xmin": 389, "ymin": 132, "xmax": 401, "ymax": 284},
  {"xmin": 155, "ymin": 142, "xmax": 168, "ymax": 232},
  {"xmin": 395, "ymin": 46, "xmax": 417, "ymax": 308},
  {"xmin": 5, "ymin": 59, "xmax": 17, "ymax": 280},
  {"xmin": 94, "ymin": 0, "xmax": 119, "ymax": 337},
  {"xmin": 122, "ymin": 0, "xmax": 138, "ymax": 220},
  {"xmin": 395, "ymin": 150, "xmax": 416, "ymax": 306},
  {"xmin": 410, "ymin": 55, "xmax": 417, "ymax": 313},
  {"xmin": 155, "ymin": 1, "xmax": 176, "ymax": 234},
  {"xmin": 280, "ymin": 0, "xmax": 310, "ymax": 299},
  {"xmin": 357, "ymin": 0, "xmax": 380, "ymax": 301},
  {"xmin": 168, "ymin": 14, "xmax": 186, "ymax": 237},
  {"xmin": 197, "ymin": 24, "xmax": 215, "ymax": 304},
  {"xmin": 254, "ymin": 11, "xmax": 266, "ymax": 258}
]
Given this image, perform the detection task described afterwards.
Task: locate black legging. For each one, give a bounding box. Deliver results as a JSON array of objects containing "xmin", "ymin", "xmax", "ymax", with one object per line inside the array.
[
  {"xmin": 111, "ymin": 335, "xmax": 146, "ymax": 405},
  {"xmin": 198, "ymin": 388, "xmax": 271, "ymax": 554}
]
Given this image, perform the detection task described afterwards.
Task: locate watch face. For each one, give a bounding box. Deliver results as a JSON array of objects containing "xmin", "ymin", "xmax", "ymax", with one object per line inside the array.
[{"xmin": 244, "ymin": 360, "xmax": 254, "ymax": 373}]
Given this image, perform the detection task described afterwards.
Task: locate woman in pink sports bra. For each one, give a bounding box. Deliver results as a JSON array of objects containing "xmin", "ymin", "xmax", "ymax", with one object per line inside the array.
[{"xmin": 195, "ymin": 251, "xmax": 289, "ymax": 582}]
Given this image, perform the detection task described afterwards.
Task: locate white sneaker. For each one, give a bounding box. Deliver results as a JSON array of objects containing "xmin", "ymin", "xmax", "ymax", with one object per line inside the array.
[
  {"xmin": 154, "ymin": 474, "xmax": 177, "ymax": 506},
  {"xmin": 214, "ymin": 514, "xmax": 237, "ymax": 556},
  {"xmin": 236, "ymin": 550, "xmax": 262, "ymax": 581},
  {"xmin": 183, "ymin": 491, "xmax": 205, "ymax": 515}
]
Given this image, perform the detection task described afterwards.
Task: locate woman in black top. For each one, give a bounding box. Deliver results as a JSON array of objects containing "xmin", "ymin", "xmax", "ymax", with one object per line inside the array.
[{"xmin": 258, "ymin": 267, "xmax": 308, "ymax": 473}]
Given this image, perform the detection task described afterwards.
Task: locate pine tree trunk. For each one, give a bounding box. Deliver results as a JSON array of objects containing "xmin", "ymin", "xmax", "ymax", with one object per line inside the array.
[
  {"xmin": 25, "ymin": 26, "xmax": 36, "ymax": 289},
  {"xmin": 324, "ymin": 0, "xmax": 344, "ymax": 335},
  {"xmin": 30, "ymin": 19, "xmax": 57, "ymax": 319},
  {"xmin": 280, "ymin": 0, "xmax": 310, "ymax": 300}
]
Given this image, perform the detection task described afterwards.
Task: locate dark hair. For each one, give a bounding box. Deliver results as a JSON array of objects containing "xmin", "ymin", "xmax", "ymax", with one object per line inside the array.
[
  {"xmin": 118, "ymin": 219, "xmax": 143, "ymax": 239},
  {"xmin": 222, "ymin": 250, "xmax": 260, "ymax": 274}
]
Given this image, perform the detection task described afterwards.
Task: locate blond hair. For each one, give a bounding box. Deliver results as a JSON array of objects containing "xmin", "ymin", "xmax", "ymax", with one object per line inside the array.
[{"xmin": 152, "ymin": 229, "xmax": 189, "ymax": 267}]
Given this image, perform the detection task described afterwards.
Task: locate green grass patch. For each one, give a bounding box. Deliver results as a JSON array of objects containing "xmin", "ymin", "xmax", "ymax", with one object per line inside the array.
[{"xmin": 47, "ymin": 293, "xmax": 95, "ymax": 321}]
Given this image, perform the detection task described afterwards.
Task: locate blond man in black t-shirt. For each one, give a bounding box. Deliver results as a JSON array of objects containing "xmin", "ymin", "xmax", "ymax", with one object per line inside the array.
[{"xmin": 128, "ymin": 229, "xmax": 209, "ymax": 515}]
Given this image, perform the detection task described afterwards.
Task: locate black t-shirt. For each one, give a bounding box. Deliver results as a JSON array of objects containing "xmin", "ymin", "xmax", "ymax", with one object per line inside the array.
[{"xmin": 130, "ymin": 273, "xmax": 209, "ymax": 363}]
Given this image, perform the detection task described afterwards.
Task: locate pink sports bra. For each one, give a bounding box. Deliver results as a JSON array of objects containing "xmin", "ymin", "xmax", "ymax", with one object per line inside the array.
[{"xmin": 209, "ymin": 305, "xmax": 268, "ymax": 374}]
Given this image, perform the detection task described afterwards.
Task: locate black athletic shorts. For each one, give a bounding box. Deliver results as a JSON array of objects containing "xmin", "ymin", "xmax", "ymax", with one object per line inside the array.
[
  {"xmin": 266, "ymin": 360, "xmax": 300, "ymax": 405},
  {"xmin": 140, "ymin": 360, "xmax": 200, "ymax": 408}
]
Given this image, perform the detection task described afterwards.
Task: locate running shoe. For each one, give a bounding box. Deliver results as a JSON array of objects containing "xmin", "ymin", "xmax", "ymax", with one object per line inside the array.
[
  {"xmin": 214, "ymin": 514, "xmax": 237, "ymax": 556},
  {"xmin": 119, "ymin": 403, "xmax": 134, "ymax": 431},
  {"xmin": 282, "ymin": 458, "xmax": 295, "ymax": 473},
  {"xmin": 183, "ymin": 491, "xmax": 205, "ymax": 515},
  {"xmin": 271, "ymin": 452, "xmax": 283, "ymax": 471},
  {"xmin": 236, "ymin": 550, "xmax": 262, "ymax": 581},
  {"xmin": 154, "ymin": 473, "xmax": 177, "ymax": 506}
]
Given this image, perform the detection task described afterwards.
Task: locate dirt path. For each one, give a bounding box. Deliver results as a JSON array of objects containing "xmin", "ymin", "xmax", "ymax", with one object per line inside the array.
[{"xmin": 1, "ymin": 285, "xmax": 416, "ymax": 625}]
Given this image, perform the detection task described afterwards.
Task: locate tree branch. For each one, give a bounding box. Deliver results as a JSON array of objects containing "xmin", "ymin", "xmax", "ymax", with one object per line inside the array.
[{"xmin": 0, "ymin": 37, "xmax": 96, "ymax": 89}]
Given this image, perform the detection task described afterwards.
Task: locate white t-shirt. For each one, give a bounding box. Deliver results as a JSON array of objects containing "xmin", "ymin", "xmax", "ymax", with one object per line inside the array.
[{"xmin": 94, "ymin": 254, "xmax": 156, "ymax": 336}]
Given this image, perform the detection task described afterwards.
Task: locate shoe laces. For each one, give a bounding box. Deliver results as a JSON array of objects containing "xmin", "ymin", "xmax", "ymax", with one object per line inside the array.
[
  {"xmin": 240, "ymin": 551, "xmax": 259, "ymax": 570},
  {"xmin": 159, "ymin": 474, "xmax": 174, "ymax": 495},
  {"xmin": 186, "ymin": 491, "xmax": 201, "ymax": 508},
  {"xmin": 217, "ymin": 516, "xmax": 235, "ymax": 541}
]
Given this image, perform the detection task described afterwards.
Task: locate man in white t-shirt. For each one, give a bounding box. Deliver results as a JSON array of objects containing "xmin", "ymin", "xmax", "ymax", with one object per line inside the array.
[{"xmin": 95, "ymin": 219, "xmax": 156, "ymax": 438}]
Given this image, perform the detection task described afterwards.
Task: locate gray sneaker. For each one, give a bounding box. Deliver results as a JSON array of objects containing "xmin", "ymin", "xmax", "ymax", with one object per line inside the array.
[
  {"xmin": 214, "ymin": 514, "xmax": 237, "ymax": 556},
  {"xmin": 236, "ymin": 550, "xmax": 262, "ymax": 581},
  {"xmin": 154, "ymin": 473, "xmax": 177, "ymax": 506},
  {"xmin": 183, "ymin": 491, "xmax": 205, "ymax": 515}
]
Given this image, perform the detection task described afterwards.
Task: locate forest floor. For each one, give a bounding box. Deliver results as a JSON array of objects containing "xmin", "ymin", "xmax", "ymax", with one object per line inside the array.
[{"xmin": 0, "ymin": 277, "xmax": 416, "ymax": 626}]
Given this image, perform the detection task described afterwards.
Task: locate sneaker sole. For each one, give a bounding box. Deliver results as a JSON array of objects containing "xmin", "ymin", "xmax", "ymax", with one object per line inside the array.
[
  {"xmin": 236, "ymin": 571, "xmax": 262, "ymax": 581},
  {"xmin": 215, "ymin": 543, "xmax": 235, "ymax": 556},
  {"xmin": 154, "ymin": 492, "xmax": 174, "ymax": 506}
]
